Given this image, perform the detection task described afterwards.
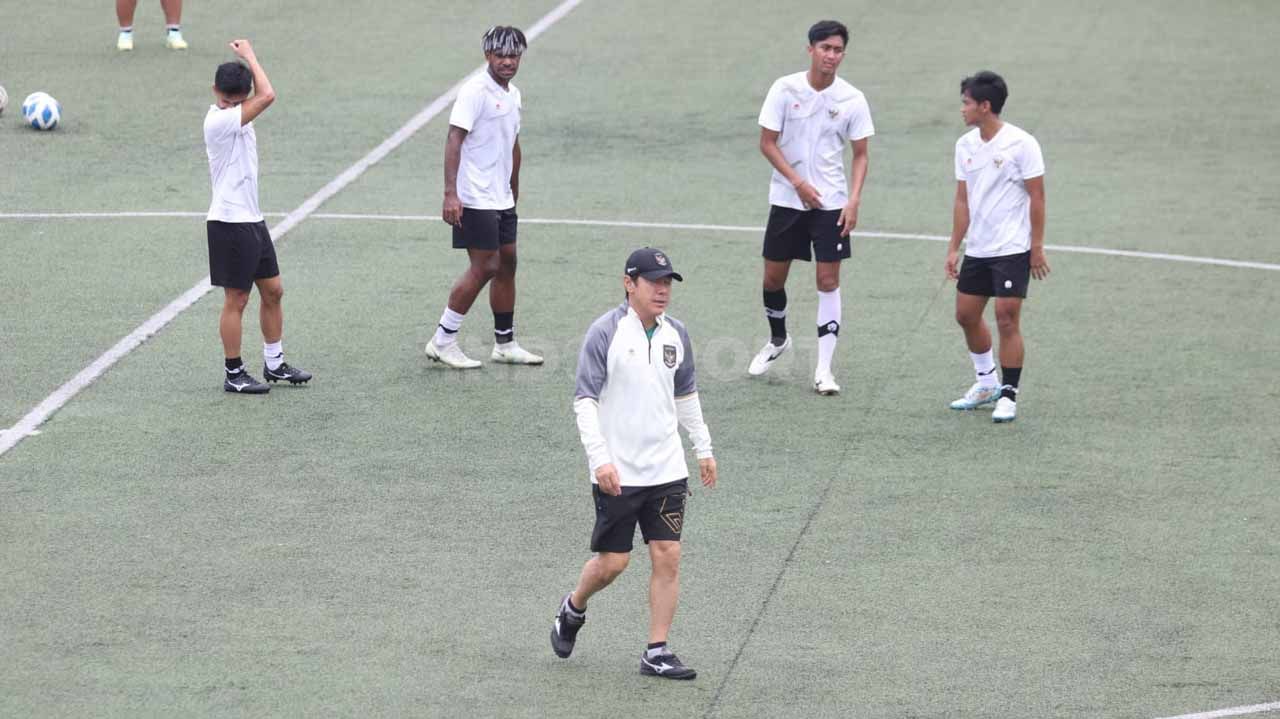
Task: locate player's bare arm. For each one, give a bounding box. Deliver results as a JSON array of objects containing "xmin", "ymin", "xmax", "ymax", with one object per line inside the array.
[
  {"xmin": 442, "ymin": 125, "xmax": 468, "ymax": 226},
  {"xmin": 1026, "ymin": 176, "xmax": 1049, "ymax": 280},
  {"xmin": 838, "ymin": 137, "xmax": 869, "ymax": 237},
  {"xmin": 511, "ymin": 136, "xmax": 521, "ymax": 205},
  {"xmin": 760, "ymin": 127, "xmax": 821, "ymax": 209},
  {"xmin": 229, "ymin": 40, "xmax": 275, "ymax": 125},
  {"xmin": 946, "ymin": 180, "xmax": 969, "ymax": 280}
]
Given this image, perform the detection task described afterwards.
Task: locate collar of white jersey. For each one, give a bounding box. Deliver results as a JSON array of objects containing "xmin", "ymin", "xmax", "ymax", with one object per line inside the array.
[{"xmin": 483, "ymin": 70, "xmax": 514, "ymax": 95}]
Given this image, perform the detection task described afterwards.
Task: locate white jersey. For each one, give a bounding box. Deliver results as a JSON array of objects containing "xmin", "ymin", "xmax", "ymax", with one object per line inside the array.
[
  {"xmin": 758, "ymin": 72, "xmax": 874, "ymax": 211},
  {"xmin": 574, "ymin": 304, "xmax": 700, "ymax": 488},
  {"xmin": 204, "ymin": 105, "xmax": 263, "ymax": 224},
  {"xmin": 954, "ymin": 122, "xmax": 1045, "ymax": 258},
  {"xmin": 448, "ymin": 72, "xmax": 521, "ymax": 210}
]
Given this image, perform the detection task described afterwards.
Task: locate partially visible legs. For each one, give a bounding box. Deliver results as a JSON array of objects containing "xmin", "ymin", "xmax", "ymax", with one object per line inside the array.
[
  {"xmin": 220, "ymin": 287, "xmax": 251, "ymax": 361},
  {"xmin": 748, "ymin": 258, "xmax": 795, "ymax": 376},
  {"xmin": 426, "ymin": 242, "xmax": 499, "ymax": 369},
  {"xmin": 488, "ymin": 226, "xmax": 543, "ymax": 364},
  {"xmin": 813, "ymin": 259, "xmax": 842, "ymax": 394},
  {"xmin": 646, "ymin": 540, "xmax": 681, "ymax": 644}
]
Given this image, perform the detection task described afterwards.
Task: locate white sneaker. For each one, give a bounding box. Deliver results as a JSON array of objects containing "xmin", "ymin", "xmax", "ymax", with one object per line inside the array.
[
  {"xmin": 992, "ymin": 396, "xmax": 1017, "ymax": 423},
  {"xmin": 748, "ymin": 335, "xmax": 792, "ymax": 376},
  {"xmin": 949, "ymin": 382, "xmax": 1001, "ymax": 410},
  {"xmin": 165, "ymin": 30, "xmax": 188, "ymax": 50},
  {"xmin": 813, "ymin": 370, "xmax": 840, "ymax": 396},
  {"xmin": 425, "ymin": 339, "xmax": 481, "ymax": 369},
  {"xmin": 117, "ymin": 31, "xmax": 134, "ymax": 51},
  {"xmin": 491, "ymin": 341, "xmax": 543, "ymax": 365}
]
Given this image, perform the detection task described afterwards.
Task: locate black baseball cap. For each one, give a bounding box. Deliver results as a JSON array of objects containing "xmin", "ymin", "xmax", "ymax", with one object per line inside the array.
[{"xmin": 625, "ymin": 247, "xmax": 683, "ymax": 282}]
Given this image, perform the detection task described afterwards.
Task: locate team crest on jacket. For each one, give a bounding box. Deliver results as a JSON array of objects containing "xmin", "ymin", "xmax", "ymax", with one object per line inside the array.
[{"xmin": 663, "ymin": 344, "xmax": 677, "ymax": 368}]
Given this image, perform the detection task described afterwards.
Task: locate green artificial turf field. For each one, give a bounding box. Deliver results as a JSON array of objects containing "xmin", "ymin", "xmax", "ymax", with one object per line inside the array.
[{"xmin": 2, "ymin": 1, "xmax": 1278, "ymax": 717}]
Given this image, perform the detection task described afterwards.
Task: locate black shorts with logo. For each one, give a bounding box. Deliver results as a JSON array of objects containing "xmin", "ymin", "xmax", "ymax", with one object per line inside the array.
[
  {"xmin": 452, "ymin": 207, "xmax": 518, "ymax": 250},
  {"xmin": 762, "ymin": 205, "xmax": 851, "ymax": 263},
  {"xmin": 207, "ymin": 220, "xmax": 279, "ymax": 290},
  {"xmin": 590, "ymin": 479, "xmax": 689, "ymax": 553},
  {"xmin": 956, "ymin": 251, "xmax": 1031, "ymax": 298}
]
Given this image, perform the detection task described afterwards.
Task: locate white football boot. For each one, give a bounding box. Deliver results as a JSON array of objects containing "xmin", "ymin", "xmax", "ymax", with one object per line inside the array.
[
  {"xmin": 949, "ymin": 382, "xmax": 1002, "ymax": 410},
  {"xmin": 748, "ymin": 335, "xmax": 792, "ymax": 376},
  {"xmin": 425, "ymin": 339, "xmax": 481, "ymax": 369},
  {"xmin": 117, "ymin": 31, "xmax": 134, "ymax": 51},
  {"xmin": 165, "ymin": 29, "xmax": 189, "ymax": 50},
  {"xmin": 491, "ymin": 341, "xmax": 544, "ymax": 365},
  {"xmin": 992, "ymin": 395, "xmax": 1017, "ymax": 423},
  {"xmin": 813, "ymin": 370, "xmax": 841, "ymax": 396}
]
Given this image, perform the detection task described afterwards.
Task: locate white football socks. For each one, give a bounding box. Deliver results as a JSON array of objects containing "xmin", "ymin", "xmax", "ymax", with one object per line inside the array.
[
  {"xmin": 970, "ymin": 348, "xmax": 998, "ymax": 387},
  {"xmin": 264, "ymin": 341, "xmax": 284, "ymax": 371},
  {"xmin": 433, "ymin": 308, "xmax": 466, "ymax": 346},
  {"xmin": 815, "ymin": 288, "xmax": 841, "ymax": 377}
]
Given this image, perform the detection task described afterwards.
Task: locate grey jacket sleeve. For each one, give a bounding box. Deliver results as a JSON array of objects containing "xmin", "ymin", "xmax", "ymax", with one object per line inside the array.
[
  {"xmin": 574, "ymin": 313, "xmax": 618, "ymax": 400},
  {"xmin": 672, "ymin": 319, "xmax": 696, "ymax": 397}
]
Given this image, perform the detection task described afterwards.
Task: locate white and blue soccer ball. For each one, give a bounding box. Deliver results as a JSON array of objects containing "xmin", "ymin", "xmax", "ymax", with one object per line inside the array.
[{"xmin": 22, "ymin": 91, "xmax": 61, "ymax": 131}]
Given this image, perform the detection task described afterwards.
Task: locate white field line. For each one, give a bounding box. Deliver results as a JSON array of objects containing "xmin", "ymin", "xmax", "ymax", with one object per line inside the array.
[
  {"xmin": 0, "ymin": 0, "xmax": 585, "ymax": 458},
  {"xmin": 5, "ymin": 211, "xmax": 1280, "ymax": 273},
  {"xmin": 1154, "ymin": 700, "xmax": 1280, "ymax": 719}
]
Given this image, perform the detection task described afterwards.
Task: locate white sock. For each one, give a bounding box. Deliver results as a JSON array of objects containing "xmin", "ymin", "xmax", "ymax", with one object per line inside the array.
[
  {"xmin": 815, "ymin": 288, "xmax": 841, "ymax": 376},
  {"xmin": 166, "ymin": 24, "xmax": 181, "ymax": 33},
  {"xmin": 433, "ymin": 308, "xmax": 465, "ymax": 346},
  {"xmin": 970, "ymin": 349, "xmax": 998, "ymax": 387},
  {"xmin": 264, "ymin": 341, "xmax": 284, "ymax": 371},
  {"xmin": 119, "ymin": 26, "xmax": 133, "ymax": 34}
]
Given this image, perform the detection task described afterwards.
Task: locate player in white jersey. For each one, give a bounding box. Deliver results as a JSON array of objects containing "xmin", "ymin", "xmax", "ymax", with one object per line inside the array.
[
  {"xmin": 550, "ymin": 248, "xmax": 717, "ymax": 680},
  {"xmin": 425, "ymin": 26, "xmax": 543, "ymax": 369},
  {"xmin": 748, "ymin": 20, "xmax": 874, "ymax": 396},
  {"xmin": 204, "ymin": 40, "xmax": 311, "ymax": 394},
  {"xmin": 945, "ymin": 71, "xmax": 1049, "ymax": 423}
]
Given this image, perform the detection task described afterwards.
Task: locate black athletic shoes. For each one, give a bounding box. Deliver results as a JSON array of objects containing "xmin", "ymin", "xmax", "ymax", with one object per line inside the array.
[
  {"xmin": 263, "ymin": 362, "xmax": 312, "ymax": 385},
  {"xmin": 550, "ymin": 594, "xmax": 585, "ymax": 658},
  {"xmin": 224, "ymin": 370, "xmax": 270, "ymax": 394},
  {"xmin": 639, "ymin": 650, "xmax": 697, "ymax": 680}
]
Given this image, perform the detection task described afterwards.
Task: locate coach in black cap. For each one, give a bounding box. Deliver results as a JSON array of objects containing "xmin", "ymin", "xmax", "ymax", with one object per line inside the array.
[
  {"xmin": 550, "ymin": 246, "xmax": 717, "ymax": 680},
  {"xmin": 625, "ymin": 247, "xmax": 684, "ymax": 282}
]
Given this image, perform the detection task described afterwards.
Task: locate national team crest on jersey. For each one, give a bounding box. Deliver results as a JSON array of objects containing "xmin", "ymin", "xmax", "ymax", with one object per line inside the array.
[
  {"xmin": 663, "ymin": 344, "xmax": 677, "ymax": 368},
  {"xmin": 993, "ymin": 157, "xmax": 1004, "ymax": 168},
  {"xmin": 828, "ymin": 107, "xmax": 839, "ymax": 119}
]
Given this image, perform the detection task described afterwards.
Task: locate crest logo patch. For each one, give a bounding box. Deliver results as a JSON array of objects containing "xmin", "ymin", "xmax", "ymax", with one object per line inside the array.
[
  {"xmin": 655, "ymin": 253, "xmax": 668, "ymax": 267},
  {"xmin": 663, "ymin": 344, "xmax": 677, "ymax": 368},
  {"xmin": 828, "ymin": 107, "xmax": 839, "ymax": 119}
]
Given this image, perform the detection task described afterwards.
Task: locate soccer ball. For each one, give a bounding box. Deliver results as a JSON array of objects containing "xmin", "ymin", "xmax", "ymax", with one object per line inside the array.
[
  {"xmin": 22, "ymin": 92, "xmax": 61, "ymax": 131},
  {"xmin": 0, "ymin": 85, "xmax": 8, "ymax": 116}
]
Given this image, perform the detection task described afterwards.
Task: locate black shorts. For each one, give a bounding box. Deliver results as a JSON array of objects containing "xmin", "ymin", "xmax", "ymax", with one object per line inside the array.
[
  {"xmin": 452, "ymin": 208, "xmax": 518, "ymax": 251},
  {"xmin": 762, "ymin": 205, "xmax": 851, "ymax": 263},
  {"xmin": 590, "ymin": 479, "xmax": 689, "ymax": 553},
  {"xmin": 956, "ymin": 251, "xmax": 1031, "ymax": 298},
  {"xmin": 207, "ymin": 221, "xmax": 279, "ymax": 290}
]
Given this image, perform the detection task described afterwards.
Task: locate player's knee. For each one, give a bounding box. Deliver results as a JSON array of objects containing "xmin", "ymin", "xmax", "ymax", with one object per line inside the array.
[
  {"xmin": 995, "ymin": 309, "xmax": 1020, "ymax": 334},
  {"xmin": 597, "ymin": 552, "xmax": 630, "ymax": 579},
  {"xmin": 261, "ymin": 284, "xmax": 283, "ymax": 305},
  {"xmin": 472, "ymin": 257, "xmax": 500, "ymax": 281},
  {"xmin": 224, "ymin": 290, "xmax": 250, "ymax": 312},
  {"xmin": 954, "ymin": 308, "xmax": 979, "ymax": 328},
  {"xmin": 816, "ymin": 277, "xmax": 840, "ymax": 292},
  {"xmin": 650, "ymin": 541, "xmax": 681, "ymax": 570}
]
